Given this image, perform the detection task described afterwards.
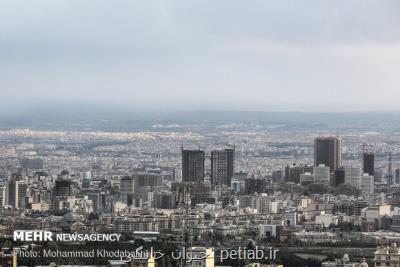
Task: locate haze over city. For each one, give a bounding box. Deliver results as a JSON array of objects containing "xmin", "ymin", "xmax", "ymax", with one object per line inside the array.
[{"xmin": 3, "ymin": 1, "xmax": 400, "ymax": 267}]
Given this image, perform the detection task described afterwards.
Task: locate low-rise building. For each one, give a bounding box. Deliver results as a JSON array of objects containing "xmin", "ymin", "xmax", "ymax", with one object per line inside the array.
[{"xmin": 374, "ymin": 243, "xmax": 400, "ymax": 267}]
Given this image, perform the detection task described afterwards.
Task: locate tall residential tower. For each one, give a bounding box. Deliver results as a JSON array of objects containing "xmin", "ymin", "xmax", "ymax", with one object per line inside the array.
[
  {"xmin": 314, "ymin": 137, "xmax": 342, "ymax": 172},
  {"xmin": 363, "ymin": 152, "xmax": 375, "ymax": 176},
  {"xmin": 211, "ymin": 148, "xmax": 235, "ymax": 186},
  {"xmin": 182, "ymin": 149, "xmax": 205, "ymax": 184}
]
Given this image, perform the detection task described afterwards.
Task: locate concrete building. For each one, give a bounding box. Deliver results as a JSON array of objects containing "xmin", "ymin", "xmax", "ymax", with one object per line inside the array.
[
  {"xmin": 374, "ymin": 243, "xmax": 400, "ymax": 267},
  {"xmin": 363, "ymin": 152, "xmax": 375, "ymax": 176},
  {"xmin": 314, "ymin": 137, "xmax": 342, "ymax": 172},
  {"xmin": 53, "ymin": 179, "xmax": 73, "ymax": 197},
  {"xmin": 313, "ymin": 164, "xmax": 330, "ymax": 184},
  {"xmin": 334, "ymin": 167, "xmax": 345, "ymax": 186},
  {"xmin": 259, "ymin": 224, "xmax": 278, "ymax": 238},
  {"xmin": 173, "ymin": 165, "xmax": 182, "ymax": 183},
  {"xmin": 120, "ymin": 176, "xmax": 135, "ymax": 205},
  {"xmin": 134, "ymin": 173, "xmax": 163, "ymax": 187},
  {"xmin": 154, "ymin": 191, "xmax": 176, "ymax": 209},
  {"xmin": 361, "ymin": 173, "xmax": 374, "ymax": 195},
  {"xmin": 211, "ymin": 148, "xmax": 234, "ymax": 186},
  {"xmin": 344, "ymin": 166, "xmax": 362, "ymax": 189},
  {"xmin": 285, "ymin": 163, "xmax": 313, "ymax": 184},
  {"xmin": 182, "ymin": 149, "xmax": 205, "ymax": 184},
  {"xmin": 239, "ymin": 195, "xmax": 257, "ymax": 210},
  {"xmin": 231, "ymin": 178, "xmax": 245, "ymax": 194},
  {"xmin": 322, "ymin": 254, "xmax": 368, "ymax": 267},
  {"xmin": 8, "ymin": 179, "xmax": 27, "ymax": 209},
  {"xmin": 315, "ymin": 213, "xmax": 336, "ymax": 228},
  {"xmin": 52, "ymin": 178, "xmax": 74, "ymax": 210},
  {"xmin": 300, "ymin": 172, "xmax": 314, "ymax": 185},
  {"xmin": 0, "ymin": 185, "xmax": 6, "ymax": 207},
  {"xmin": 395, "ymin": 168, "xmax": 400, "ymax": 185},
  {"xmin": 245, "ymin": 178, "xmax": 267, "ymax": 194},
  {"xmin": 256, "ymin": 194, "xmax": 278, "ymax": 214}
]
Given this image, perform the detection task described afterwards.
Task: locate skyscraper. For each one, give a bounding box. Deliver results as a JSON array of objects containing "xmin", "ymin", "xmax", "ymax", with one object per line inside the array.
[
  {"xmin": 53, "ymin": 179, "xmax": 73, "ymax": 197},
  {"xmin": 363, "ymin": 152, "xmax": 375, "ymax": 176},
  {"xmin": 0, "ymin": 185, "xmax": 6, "ymax": 207},
  {"xmin": 52, "ymin": 178, "xmax": 73, "ymax": 211},
  {"xmin": 8, "ymin": 179, "xmax": 27, "ymax": 209},
  {"xmin": 120, "ymin": 176, "xmax": 135, "ymax": 204},
  {"xmin": 182, "ymin": 149, "xmax": 205, "ymax": 183},
  {"xmin": 173, "ymin": 165, "xmax": 182, "ymax": 183},
  {"xmin": 314, "ymin": 137, "xmax": 342, "ymax": 172},
  {"xmin": 211, "ymin": 148, "xmax": 235, "ymax": 186},
  {"xmin": 396, "ymin": 168, "xmax": 400, "ymax": 185}
]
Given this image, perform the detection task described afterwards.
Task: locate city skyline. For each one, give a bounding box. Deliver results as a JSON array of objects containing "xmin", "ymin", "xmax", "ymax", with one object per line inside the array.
[{"xmin": 2, "ymin": 1, "xmax": 400, "ymax": 266}]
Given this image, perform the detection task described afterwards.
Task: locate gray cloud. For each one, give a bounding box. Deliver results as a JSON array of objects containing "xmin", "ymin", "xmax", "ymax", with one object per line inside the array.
[{"xmin": 1, "ymin": 0, "xmax": 400, "ymax": 112}]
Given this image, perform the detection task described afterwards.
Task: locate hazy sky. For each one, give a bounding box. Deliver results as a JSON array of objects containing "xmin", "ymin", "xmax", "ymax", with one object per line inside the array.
[{"xmin": 1, "ymin": 1, "xmax": 400, "ymax": 112}]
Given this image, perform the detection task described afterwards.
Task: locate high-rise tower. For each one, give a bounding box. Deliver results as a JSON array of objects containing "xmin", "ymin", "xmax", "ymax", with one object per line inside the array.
[
  {"xmin": 211, "ymin": 148, "xmax": 235, "ymax": 186},
  {"xmin": 8, "ymin": 179, "xmax": 27, "ymax": 209},
  {"xmin": 314, "ymin": 137, "xmax": 342, "ymax": 172},
  {"xmin": 388, "ymin": 152, "xmax": 393, "ymax": 186},
  {"xmin": 363, "ymin": 152, "xmax": 375, "ymax": 176},
  {"xmin": 120, "ymin": 176, "xmax": 135, "ymax": 204},
  {"xmin": 182, "ymin": 148, "xmax": 205, "ymax": 184}
]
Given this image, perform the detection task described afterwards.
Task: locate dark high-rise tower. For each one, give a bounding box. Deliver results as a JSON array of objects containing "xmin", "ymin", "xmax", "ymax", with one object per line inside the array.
[
  {"xmin": 182, "ymin": 149, "xmax": 205, "ymax": 183},
  {"xmin": 211, "ymin": 148, "xmax": 235, "ymax": 186},
  {"xmin": 334, "ymin": 167, "xmax": 345, "ymax": 186},
  {"xmin": 54, "ymin": 179, "xmax": 73, "ymax": 197},
  {"xmin": 314, "ymin": 137, "xmax": 342, "ymax": 172},
  {"xmin": 8, "ymin": 179, "xmax": 27, "ymax": 209},
  {"xmin": 363, "ymin": 152, "xmax": 375, "ymax": 176},
  {"xmin": 388, "ymin": 152, "xmax": 393, "ymax": 186},
  {"xmin": 51, "ymin": 178, "xmax": 74, "ymax": 211}
]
